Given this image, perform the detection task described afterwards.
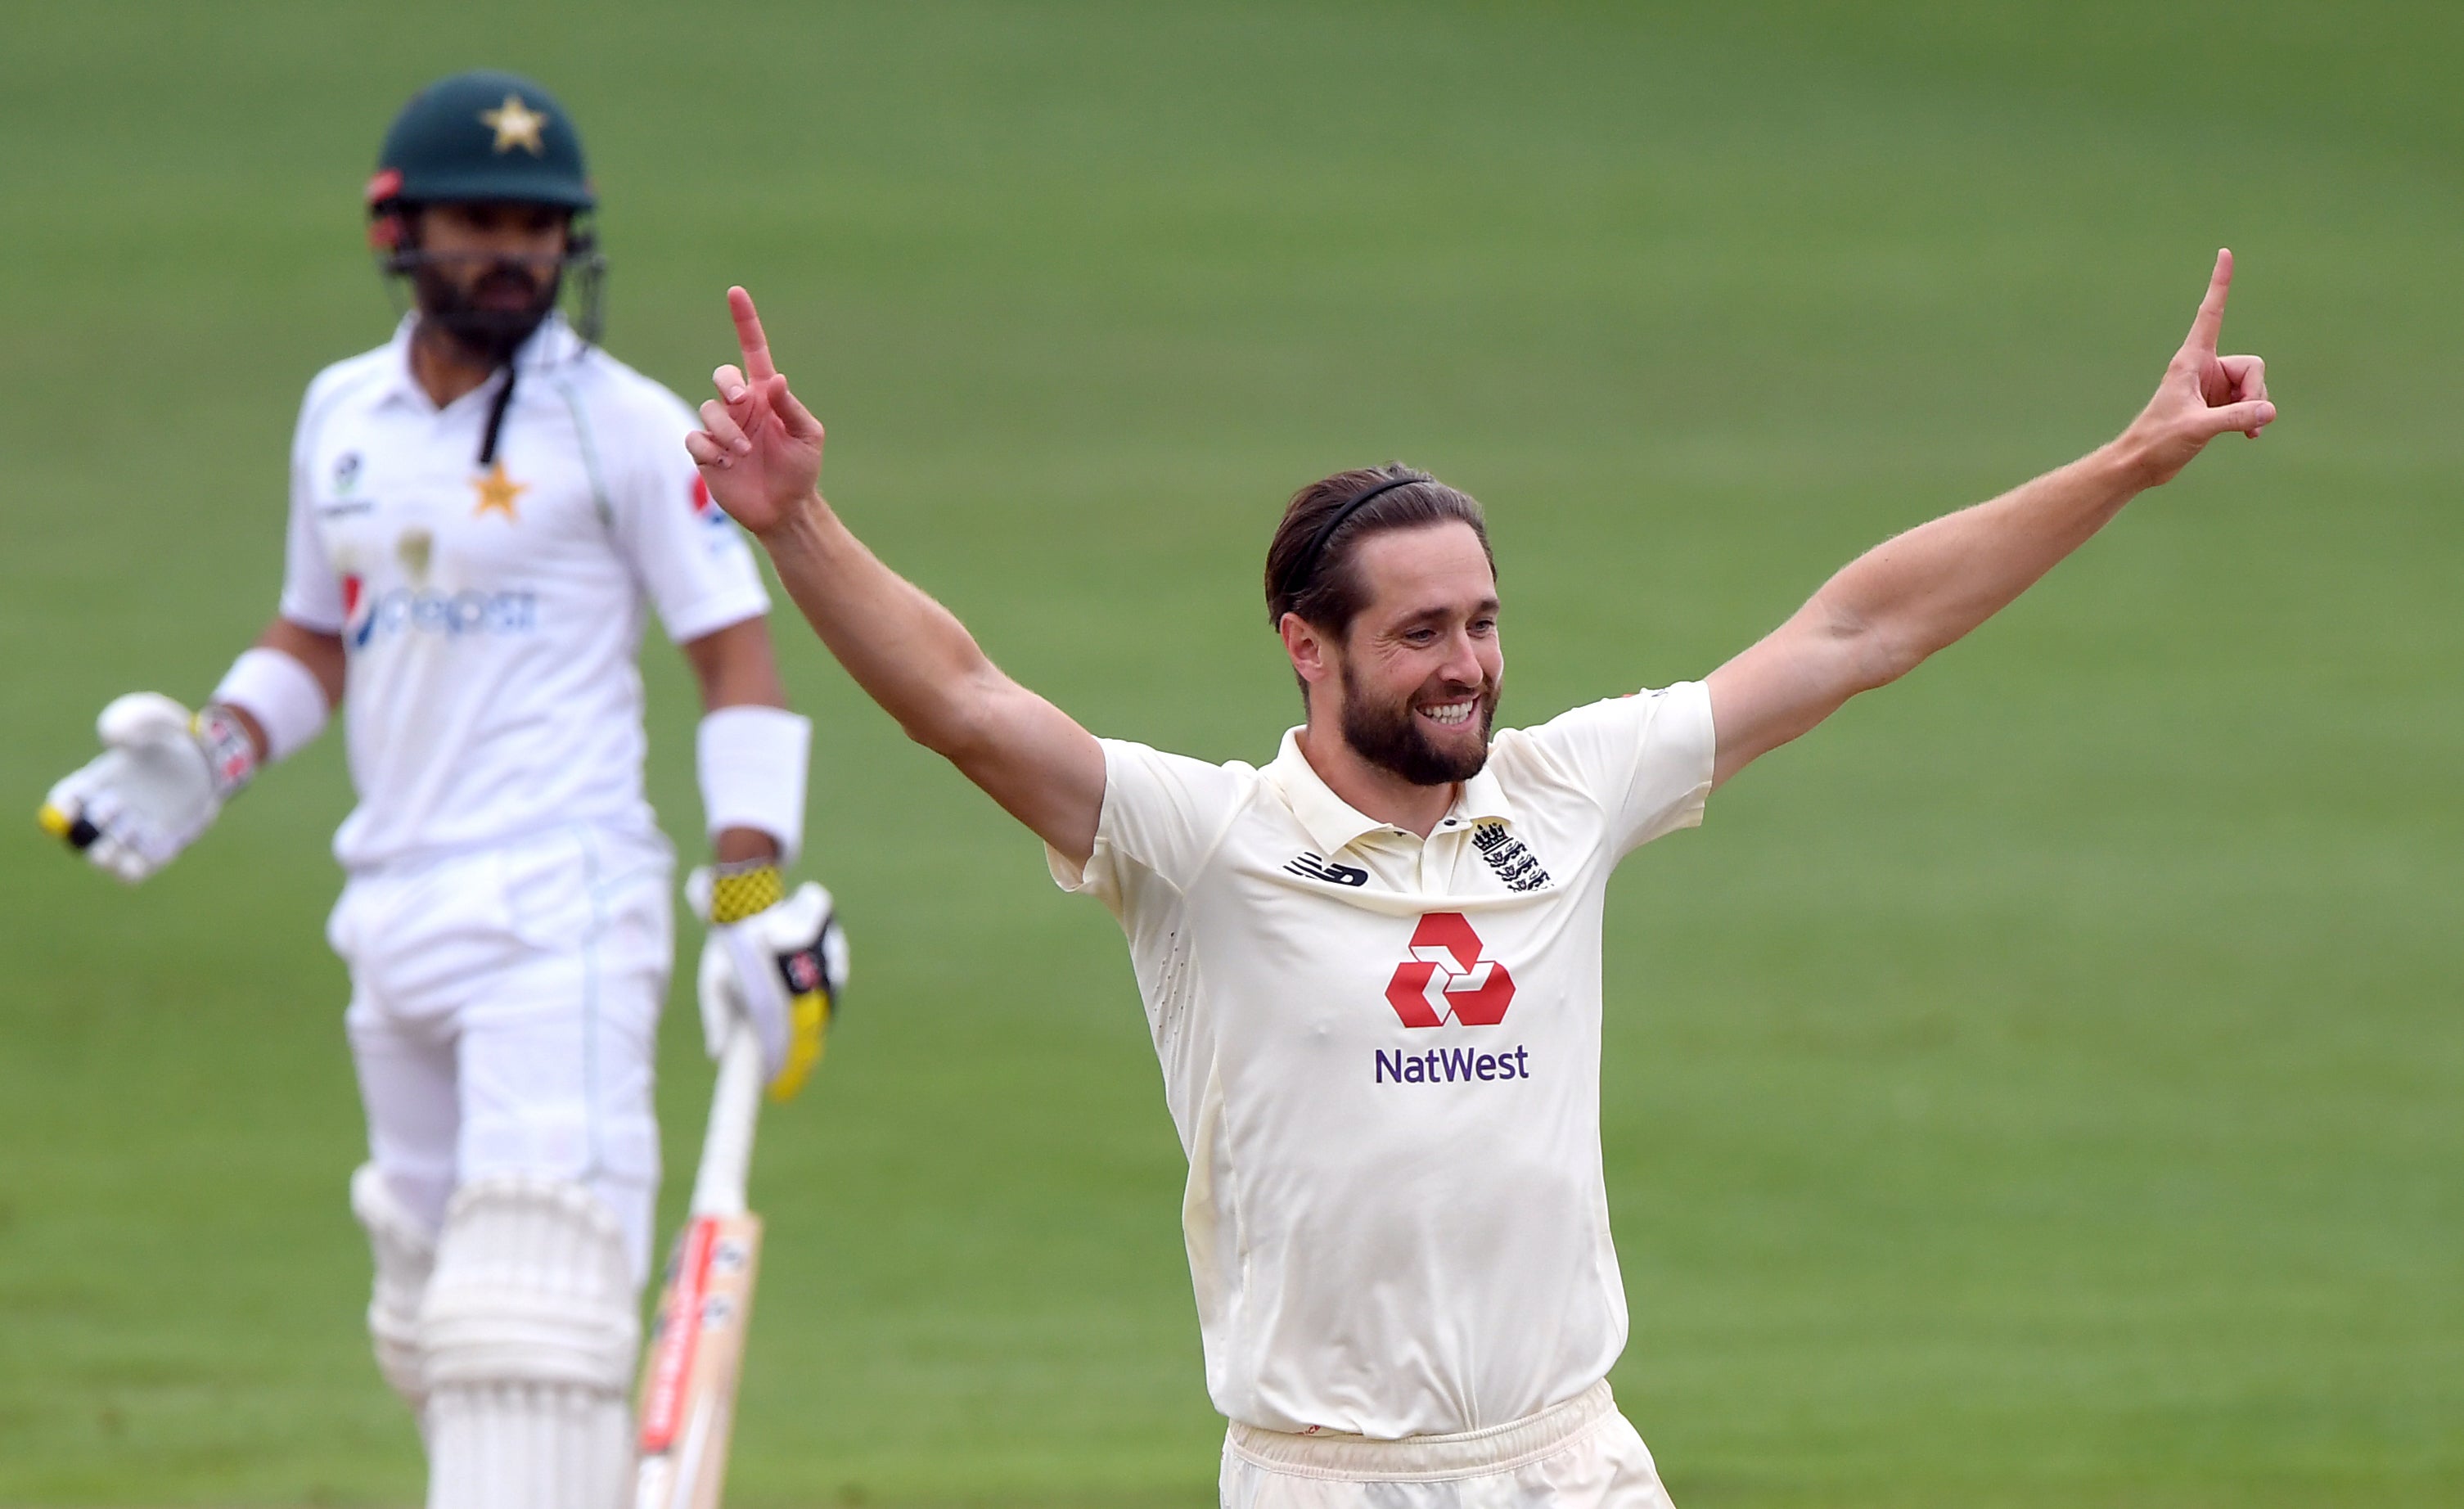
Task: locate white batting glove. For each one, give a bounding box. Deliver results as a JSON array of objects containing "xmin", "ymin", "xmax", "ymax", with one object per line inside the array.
[
  {"xmin": 39, "ymin": 693, "xmax": 253, "ymax": 884},
  {"xmin": 685, "ymin": 863, "xmax": 849, "ymax": 1101}
]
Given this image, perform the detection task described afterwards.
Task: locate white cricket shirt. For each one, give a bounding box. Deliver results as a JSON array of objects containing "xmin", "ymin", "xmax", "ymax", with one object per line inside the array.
[
  {"xmin": 277, "ymin": 315, "xmax": 768, "ymax": 869},
  {"xmin": 1049, "ymin": 682, "xmax": 1716, "ymax": 1439}
]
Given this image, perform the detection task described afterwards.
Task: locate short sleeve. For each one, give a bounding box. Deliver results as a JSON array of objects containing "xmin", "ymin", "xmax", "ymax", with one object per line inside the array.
[
  {"xmin": 1047, "ymin": 740, "xmax": 1252, "ymax": 915},
  {"xmin": 605, "ymin": 383, "xmax": 770, "ymax": 644},
  {"xmin": 277, "ymin": 385, "xmax": 346, "ymax": 633},
  {"xmin": 1522, "ymin": 680, "xmax": 1716, "ymax": 856}
]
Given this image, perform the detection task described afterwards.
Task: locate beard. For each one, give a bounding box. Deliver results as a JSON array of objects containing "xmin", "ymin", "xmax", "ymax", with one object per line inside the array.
[
  {"xmin": 1337, "ymin": 663, "xmax": 1502, "ymax": 786},
  {"xmin": 412, "ymin": 257, "xmax": 563, "ymax": 364}
]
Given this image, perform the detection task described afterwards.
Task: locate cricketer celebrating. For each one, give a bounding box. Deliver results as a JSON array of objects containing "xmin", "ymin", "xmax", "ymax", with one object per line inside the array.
[
  {"xmin": 688, "ymin": 256, "xmax": 2270, "ymax": 1507},
  {"xmin": 39, "ymin": 73, "xmax": 845, "ymax": 1509}
]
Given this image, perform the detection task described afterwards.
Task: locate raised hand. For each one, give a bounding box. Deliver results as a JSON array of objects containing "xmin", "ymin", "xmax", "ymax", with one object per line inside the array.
[
  {"xmin": 687, "ymin": 286, "xmax": 826, "ymax": 537},
  {"xmin": 2119, "ymin": 249, "xmax": 2277, "ymax": 489}
]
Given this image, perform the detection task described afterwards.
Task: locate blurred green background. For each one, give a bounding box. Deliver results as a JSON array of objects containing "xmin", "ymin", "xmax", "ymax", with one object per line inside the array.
[{"xmin": 2, "ymin": 2, "xmax": 2457, "ymax": 1505}]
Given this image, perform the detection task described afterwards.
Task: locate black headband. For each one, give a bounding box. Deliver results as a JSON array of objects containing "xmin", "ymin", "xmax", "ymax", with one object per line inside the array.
[{"xmin": 1284, "ymin": 473, "xmax": 1424, "ymax": 604}]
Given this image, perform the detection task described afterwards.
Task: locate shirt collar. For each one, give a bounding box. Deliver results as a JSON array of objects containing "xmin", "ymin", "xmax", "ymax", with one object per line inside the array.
[
  {"xmin": 372, "ymin": 317, "xmax": 424, "ymax": 408},
  {"xmin": 1264, "ymin": 726, "xmax": 1520, "ymax": 855},
  {"xmin": 373, "ymin": 312, "xmax": 583, "ymax": 410},
  {"xmin": 1453, "ymin": 760, "xmax": 1516, "ymax": 827}
]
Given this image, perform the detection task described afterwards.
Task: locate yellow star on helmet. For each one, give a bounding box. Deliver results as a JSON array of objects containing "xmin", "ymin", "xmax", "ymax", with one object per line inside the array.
[
  {"xmin": 471, "ymin": 461, "xmax": 529, "ymax": 520},
  {"xmin": 480, "ymin": 94, "xmax": 549, "ymax": 155}
]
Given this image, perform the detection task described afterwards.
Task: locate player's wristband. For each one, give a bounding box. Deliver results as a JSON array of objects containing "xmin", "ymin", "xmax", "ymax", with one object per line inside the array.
[
  {"xmin": 696, "ymin": 705, "xmax": 811, "ymax": 866},
  {"xmin": 706, "ymin": 858, "xmax": 785, "ymax": 925},
  {"xmin": 191, "ymin": 705, "xmax": 259, "ymax": 801},
  {"xmin": 211, "ymin": 646, "xmax": 330, "ymax": 761}
]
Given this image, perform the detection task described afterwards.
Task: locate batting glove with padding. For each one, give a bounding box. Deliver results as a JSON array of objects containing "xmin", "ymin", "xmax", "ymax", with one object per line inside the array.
[
  {"xmin": 39, "ymin": 693, "xmax": 254, "ymax": 884},
  {"xmin": 685, "ymin": 862, "xmax": 848, "ymax": 1101}
]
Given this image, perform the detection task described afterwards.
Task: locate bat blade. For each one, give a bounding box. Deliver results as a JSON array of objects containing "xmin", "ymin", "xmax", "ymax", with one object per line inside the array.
[{"xmin": 635, "ymin": 1211, "xmax": 764, "ymax": 1509}]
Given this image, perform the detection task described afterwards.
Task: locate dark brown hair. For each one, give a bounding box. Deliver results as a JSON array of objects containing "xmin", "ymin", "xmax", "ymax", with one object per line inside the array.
[{"xmin": 1263, "ymin": 464, "xmax": 1493, "ymax": 637}]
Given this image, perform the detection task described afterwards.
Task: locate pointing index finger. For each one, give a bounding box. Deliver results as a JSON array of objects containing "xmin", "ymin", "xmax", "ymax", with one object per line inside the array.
[
  {"xmin": 728, "ymin": 286, "xmax": 779, "ymax": 384},
  {"xmin": 2185, "ymin": 248, "xmax": 2233, "ymax": 354}
]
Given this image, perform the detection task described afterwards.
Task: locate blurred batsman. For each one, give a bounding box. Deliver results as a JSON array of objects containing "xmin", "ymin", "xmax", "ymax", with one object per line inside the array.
[
  {"xmin": 39, "ymin": 71, "xmax": 845, "ymax": 1509},
  {"xmin": 686, "ymin": 259, "xmax": 2270, "ymax": 1508}
]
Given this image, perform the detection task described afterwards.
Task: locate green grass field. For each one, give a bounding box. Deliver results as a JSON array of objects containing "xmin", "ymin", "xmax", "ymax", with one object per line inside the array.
[{"xmin": 3, "ymin": 3, "xmax": 2458, "ymax": 1505}]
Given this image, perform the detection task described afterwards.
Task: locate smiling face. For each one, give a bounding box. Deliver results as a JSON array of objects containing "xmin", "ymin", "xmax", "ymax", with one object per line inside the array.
[{"xmin": 1296, "ymin": 522, "xmax": 1506, "ymax": 786}]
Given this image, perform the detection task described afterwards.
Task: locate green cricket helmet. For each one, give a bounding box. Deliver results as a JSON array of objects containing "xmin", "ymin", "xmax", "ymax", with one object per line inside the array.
[
  {"xmin": 367, "ymin": 70, "xmax": 594, "ymax": 213},
  {"xmin": 366, "ymin": 70, "xmax": 606, "ymax": 353}
]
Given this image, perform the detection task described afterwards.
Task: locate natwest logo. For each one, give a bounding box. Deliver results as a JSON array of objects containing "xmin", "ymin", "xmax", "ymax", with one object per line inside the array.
[{"xmin": 1384, "ymin": 912, "xmax": 1516, "ymax": 1028}]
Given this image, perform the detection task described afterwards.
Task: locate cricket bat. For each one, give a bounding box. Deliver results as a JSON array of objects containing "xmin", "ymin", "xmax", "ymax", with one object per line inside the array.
[{"xmin": 635, "ymin": 1024, "xmax": 768, "ymax": 1509}]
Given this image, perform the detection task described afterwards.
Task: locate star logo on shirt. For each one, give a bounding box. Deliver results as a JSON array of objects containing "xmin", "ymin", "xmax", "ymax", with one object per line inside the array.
[
  {"xmin": 480, "ymin": 95, "xmax": 549, "ymax": 155},
  {"xmin": 471, "ymin": 461, "xmax": 528, "ymax": 520}
]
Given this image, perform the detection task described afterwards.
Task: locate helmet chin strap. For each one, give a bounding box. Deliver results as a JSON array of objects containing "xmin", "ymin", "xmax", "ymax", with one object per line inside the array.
[
  {"xmin": 412, "ymin": 304, "xmax": 536, "ymax": 468},
  {"xmin": 434, "ymin": 281, "xmax": 551, "ymax": 469},
  {"xmin": 478, "ymin": 363, "xmax": 518, "ymax": 469},
  {"xmin": 374, "ymin": 205, "xmax": 603, "ymax": 468},
  {"xmin": 393, "ymin": 253, "xmax": 561, "ymax": 467},
  {"xmin": 415, "ymin": 252, "xmax": 603, "ymax": 467}
]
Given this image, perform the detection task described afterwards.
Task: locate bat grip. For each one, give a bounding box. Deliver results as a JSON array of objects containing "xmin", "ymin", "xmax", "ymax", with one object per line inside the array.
[{"xmin": 689, "ymin": 1025, "xmax": 764, "ymax": 1217}]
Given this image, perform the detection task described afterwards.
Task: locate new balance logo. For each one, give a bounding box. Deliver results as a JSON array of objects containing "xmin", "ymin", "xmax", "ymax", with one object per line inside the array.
[
  {"xmin": 1286, "ymin": 853, "xmax": 1368, "ymax": 887},
  {"xmin": 1384, "ymin": 912, "xmax": 1516, "ymax": 1028}
]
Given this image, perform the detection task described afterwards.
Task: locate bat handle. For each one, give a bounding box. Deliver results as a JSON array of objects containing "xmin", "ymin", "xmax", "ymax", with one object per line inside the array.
[{"xmin": 689, "ymin": 1025, "xmax": 765, "ymax": 1218}]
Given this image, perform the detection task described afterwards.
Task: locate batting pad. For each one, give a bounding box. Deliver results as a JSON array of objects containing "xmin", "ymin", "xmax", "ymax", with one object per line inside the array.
[
  {"xmin": 421, "ymin": 1175, "xmax": 641, "ymax": 1509},
  {"xmin": 349, "ymin": 1163, "xmax": 438, "ymax": 1415}
]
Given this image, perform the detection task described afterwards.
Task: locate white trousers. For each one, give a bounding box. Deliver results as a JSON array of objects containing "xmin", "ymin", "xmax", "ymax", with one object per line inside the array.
[
  {"xmin": 1221, "ymin": 1382, "xmax": 1674, "ymax": 1509},
  {"xmin": 334, "ymin": 824, "xmax": 673, "ymax": 1281}
]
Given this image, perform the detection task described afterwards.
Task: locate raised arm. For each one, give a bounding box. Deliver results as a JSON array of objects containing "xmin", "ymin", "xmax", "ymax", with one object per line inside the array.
[
  {"xmin": 1705, "ymin": 250, "xmax": 2276, "ymax": 788},
  {"xmin": 686, "ymin": 287, "xmax": 1106, "ymax": 866}
]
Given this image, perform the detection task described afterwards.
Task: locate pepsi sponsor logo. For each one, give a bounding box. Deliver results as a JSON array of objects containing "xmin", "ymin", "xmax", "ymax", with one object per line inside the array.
[{"xmin": 348, "ymin": 587, "xmax": 540, "ymax": 648}]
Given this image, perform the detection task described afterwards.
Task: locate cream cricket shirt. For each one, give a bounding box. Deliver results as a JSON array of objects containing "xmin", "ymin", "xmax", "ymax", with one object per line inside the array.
[
  {"xmin": 277, "ymin": 315, "xmax": 768, "ymax": 870},
  {"xmin": 1049, "ymin": 682, "xmax": 1716, "ymax": 1439}
]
